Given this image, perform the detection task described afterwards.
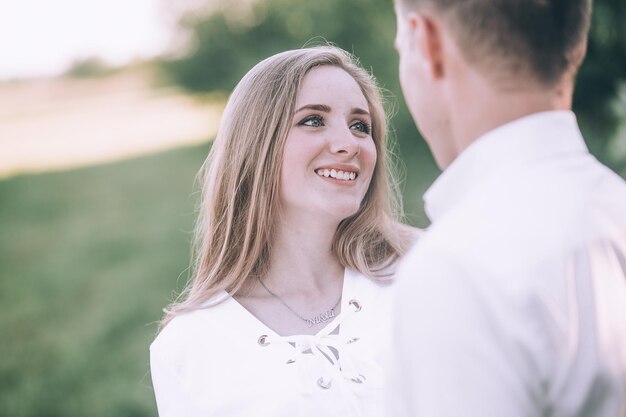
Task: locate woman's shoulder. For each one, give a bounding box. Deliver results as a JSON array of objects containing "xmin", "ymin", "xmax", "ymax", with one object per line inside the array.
[{"xmin": 150, "ymin": 293, "xmax": 233, "ymax": 355}]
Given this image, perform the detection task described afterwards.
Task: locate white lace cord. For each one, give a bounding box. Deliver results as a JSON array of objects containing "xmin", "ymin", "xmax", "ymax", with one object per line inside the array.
[{"xmin": 258, "ymin": 302, "xmax": 371, "ymax": 394}]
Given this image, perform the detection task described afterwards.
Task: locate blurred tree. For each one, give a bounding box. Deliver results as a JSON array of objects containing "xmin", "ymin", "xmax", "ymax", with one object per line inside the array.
[
  {"xmin": 162, "ymin": 0, "xmax": 399, "ymax": 92},
  {"xmin": 573, "ymin": 0, "xmax": 626, "ymax": 163},
  {"xmin": 64, "ymin": 57, "xmax": 114, "ymax": 78}
]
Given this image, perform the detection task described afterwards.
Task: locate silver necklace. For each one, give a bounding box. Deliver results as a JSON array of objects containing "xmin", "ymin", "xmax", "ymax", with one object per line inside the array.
[{"xmin": 256, "ymin": 276, "xmax": 342, "ymax": 327}]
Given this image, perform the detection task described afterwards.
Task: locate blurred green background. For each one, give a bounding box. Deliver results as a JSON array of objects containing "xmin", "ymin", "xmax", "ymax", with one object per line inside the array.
[{"xmin": 1, "ymin": 0, "xmax": 625, "ymax": 416}]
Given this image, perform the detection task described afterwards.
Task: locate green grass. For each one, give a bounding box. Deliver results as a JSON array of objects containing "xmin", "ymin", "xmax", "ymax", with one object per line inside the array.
[{"xmin": 0, "ymin": 145, "xmax": 209, "ymax": 417}]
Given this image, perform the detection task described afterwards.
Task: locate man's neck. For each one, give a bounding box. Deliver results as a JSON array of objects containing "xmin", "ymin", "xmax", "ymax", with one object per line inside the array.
[{"xmin": 446, "ymin": 73, "xmax": 573, "ymax": 168}]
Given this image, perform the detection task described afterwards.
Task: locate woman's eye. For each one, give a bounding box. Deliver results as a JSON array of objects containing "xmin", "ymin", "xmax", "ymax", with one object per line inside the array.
[
  {"xmin": 299, "ymin": 115, "xmax": 324, "ymax": 127},
  {"xmin": 351, "ymin": 120, "xmax": 371, "ymax": 134}
]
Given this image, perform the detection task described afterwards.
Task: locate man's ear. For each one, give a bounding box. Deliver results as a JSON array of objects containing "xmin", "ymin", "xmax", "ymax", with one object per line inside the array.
[{"xmin": 407, "ymin": 11, "xmax": 445, "ymax": 79}]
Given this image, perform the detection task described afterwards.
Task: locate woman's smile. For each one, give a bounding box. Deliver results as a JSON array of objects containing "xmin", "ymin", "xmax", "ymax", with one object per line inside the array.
[{"xmin": 314, "ymin": 164, "xmax": 359, "ymax": 182}]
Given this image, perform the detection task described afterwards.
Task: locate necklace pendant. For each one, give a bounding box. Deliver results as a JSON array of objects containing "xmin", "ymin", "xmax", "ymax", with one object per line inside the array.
[{"xmin": 306, "ymin": 308, "xmax": 336, "ymax": 327}]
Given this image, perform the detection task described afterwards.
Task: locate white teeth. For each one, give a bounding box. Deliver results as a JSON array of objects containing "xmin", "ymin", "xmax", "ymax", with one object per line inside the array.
[{"xmin": 315, "ymin": 168, "xmax": 358, "ymax": 181}]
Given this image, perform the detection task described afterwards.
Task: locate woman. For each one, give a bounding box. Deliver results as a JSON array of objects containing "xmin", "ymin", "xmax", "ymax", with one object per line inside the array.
[{"xmin": 150, "ymin": 46, "xmax": 416, "ymax": 417}]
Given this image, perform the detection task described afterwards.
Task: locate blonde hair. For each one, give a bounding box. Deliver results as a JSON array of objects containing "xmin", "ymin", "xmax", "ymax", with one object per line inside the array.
[{"xmin": 162, "ymin": 46, "xmax": 409, "ymax": 325}]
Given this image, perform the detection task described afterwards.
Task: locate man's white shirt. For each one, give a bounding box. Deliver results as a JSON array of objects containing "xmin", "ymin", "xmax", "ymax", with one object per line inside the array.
[{"xmin": 388, "ymin": 111, "xmax": 626, "ymax": 417}]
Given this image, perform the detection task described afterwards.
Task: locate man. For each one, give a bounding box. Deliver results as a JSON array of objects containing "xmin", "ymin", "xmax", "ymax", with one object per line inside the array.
[{"xmin": 389, "ymin": 0, "xmax": 626, "ymax": 416}]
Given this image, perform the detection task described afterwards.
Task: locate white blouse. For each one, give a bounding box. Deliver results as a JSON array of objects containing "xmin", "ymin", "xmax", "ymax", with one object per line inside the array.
[{"xmin": 150, "ymin": 268, "xmax": 394, "ymax": 417}]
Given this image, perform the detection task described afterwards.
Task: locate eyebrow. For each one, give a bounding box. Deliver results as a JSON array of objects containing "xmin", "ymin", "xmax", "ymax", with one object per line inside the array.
[
  {"xmin": 352, "ymin": 107, "xmax": 370, "ymax": 116},
  {"xmin": 295, "ymin": 104, "xmax": 331, "ymax": 113},
  {"xmin": 294, "ymin": 103, "xmax": 370, "ymax": 117}
]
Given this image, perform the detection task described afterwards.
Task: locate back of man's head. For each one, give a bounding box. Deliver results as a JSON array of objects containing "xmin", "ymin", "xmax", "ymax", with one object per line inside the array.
[{"xmin": 396, "ymin": 0, "xmax": 592, "ymax": 87}]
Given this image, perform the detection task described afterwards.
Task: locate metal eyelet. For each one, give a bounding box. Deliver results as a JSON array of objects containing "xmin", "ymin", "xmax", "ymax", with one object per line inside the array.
[
  {"xmin": 349, "ymin": 299, "xmax": 362, "ymax": 312},
  {"xmin": 351, "ymin": 374, "xmax": 366, "ymax": 384},
  {"xmin": 317, "ymin": 377, "xmax": 332, "ymax": 389},
  {"xmin": 257, "ymin": 335, "xmax": 270, "ymax": 346}
]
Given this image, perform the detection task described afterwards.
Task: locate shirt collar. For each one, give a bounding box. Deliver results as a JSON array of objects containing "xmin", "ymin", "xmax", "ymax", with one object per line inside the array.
[{"xmin": 423, "ymin": 110, "xmax": 588, "ymax": 222}]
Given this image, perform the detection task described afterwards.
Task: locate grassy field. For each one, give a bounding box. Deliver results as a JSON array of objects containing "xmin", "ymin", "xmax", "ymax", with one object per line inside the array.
[
  {"xmin": 0, "ymin": 144, "xmax": 209, "ymax": 417},
  {"xmin": 0, "ymin": 140, "xmax": 437, "ymax": 417}
]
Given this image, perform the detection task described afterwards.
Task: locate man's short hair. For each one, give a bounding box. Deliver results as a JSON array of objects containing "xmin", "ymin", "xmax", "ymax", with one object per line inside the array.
[{"xmin": 397, "ymin": 0, "xmax": 592, "ymax": 86}]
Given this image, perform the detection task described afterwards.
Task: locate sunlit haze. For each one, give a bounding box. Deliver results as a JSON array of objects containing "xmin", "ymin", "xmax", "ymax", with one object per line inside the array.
[{"xmin": 0, "ymin": 0, "xmax": 174, "ymax": 79}]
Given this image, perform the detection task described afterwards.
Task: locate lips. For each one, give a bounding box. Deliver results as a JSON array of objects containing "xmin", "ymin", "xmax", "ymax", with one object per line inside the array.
[{"xmin": 314, "ymin": 168, "xmax": 358, "ymax": 181}]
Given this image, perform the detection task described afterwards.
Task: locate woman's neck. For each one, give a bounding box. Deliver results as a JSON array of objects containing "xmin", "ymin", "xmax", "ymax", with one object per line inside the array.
[
  {"xmin": 262, "ymin": 213, "xmax": 344, "ymax": 297},
  {"xmin": 233, "ymin": 211, "xmax": 347, "ymax": 336}
]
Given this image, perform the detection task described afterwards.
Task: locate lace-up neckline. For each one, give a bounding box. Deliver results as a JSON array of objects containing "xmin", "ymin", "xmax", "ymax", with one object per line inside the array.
[
  {"xmin": 256, "ymin": 298, "xmax": 368, "ymax": 393},
  {"xmin": 225, "ymin": 269, "xmax": 375, "ymax": 393}
]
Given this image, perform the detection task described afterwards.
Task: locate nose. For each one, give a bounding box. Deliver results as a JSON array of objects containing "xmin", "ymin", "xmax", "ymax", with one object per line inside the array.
[{"xmin": 328, "ymin": 125, "xmax": 360, "ymax": 157}]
